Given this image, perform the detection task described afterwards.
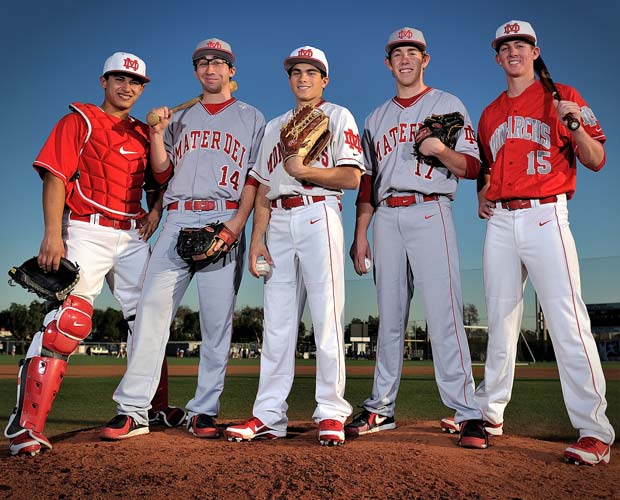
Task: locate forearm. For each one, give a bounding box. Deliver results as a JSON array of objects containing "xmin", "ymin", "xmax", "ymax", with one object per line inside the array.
[
  {"xmin": 146, "ymin": 188, "xmax": 164, "ymax": 212},
  {"xmin": 225, "ymin": 183, "xmax": 258, "ymax": 236},
  {"xmin": 42, "ymin": 174, "xmax": 66, "ymax": 239},
  {"xmin": 354, "ymin": 203, "xmax": 374, "ymax": 240},
  {"xmin": 250, "ymin": 184, "xmax": 271, "ymax": 243},
  {"xmin": 573, "ymin": 131, "xmax": 605, "ymax": 170},
  {"xmin": 433, "ymin": 147, "xmax": 469, "ymax": 178},
  {"xmin": 285, "ymin": 157, "xmax": 362, "ymax": 190},
  {"xmin": 149, "ymin": 131, "xmax": 171, "ymax": 173}
]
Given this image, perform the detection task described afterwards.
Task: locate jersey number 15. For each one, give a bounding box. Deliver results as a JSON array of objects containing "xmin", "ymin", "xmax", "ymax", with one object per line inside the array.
[{"xmin": 526, "ymin": 150, "xmax": 551, "ymax": 175}]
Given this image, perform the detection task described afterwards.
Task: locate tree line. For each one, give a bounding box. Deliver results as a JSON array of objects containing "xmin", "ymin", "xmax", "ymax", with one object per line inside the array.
[{"xmin": 0, "ymin": 300, "xmax": 481, "ymax": 345}]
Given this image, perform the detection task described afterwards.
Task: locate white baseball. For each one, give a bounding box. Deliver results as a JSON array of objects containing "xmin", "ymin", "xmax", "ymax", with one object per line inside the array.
[
  {"xmin": 256, "ymin": 259, "xmax": 271, "ymax": 277},
  {"xmin": 364, "ymin": 257, "xmax": 372, "ymax": 273}
]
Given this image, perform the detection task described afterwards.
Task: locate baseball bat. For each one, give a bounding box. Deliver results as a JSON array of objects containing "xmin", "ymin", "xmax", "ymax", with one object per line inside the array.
[
  {"xmin": 146, "ymin": 95, "xmax": 201, "ymax": 126},
  {"xmin": 146, "ymin": 81, "xmax": 239, "ymax": 126},
  {"xmin": 534, "ymin": 57, "xmax": 580, "ymax": 131}
]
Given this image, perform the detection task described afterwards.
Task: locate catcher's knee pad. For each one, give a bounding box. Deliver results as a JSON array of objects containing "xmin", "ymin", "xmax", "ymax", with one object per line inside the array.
[
  {"xmin": 42, "ymin": 295, "xmax": 93, "ymax": 356},
  {"xmin": 4, "ymin": 356, "xmax": 67, "ymax": 443}
]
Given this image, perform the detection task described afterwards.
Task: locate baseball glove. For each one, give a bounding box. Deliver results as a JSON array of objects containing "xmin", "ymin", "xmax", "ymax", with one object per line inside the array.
[
  {"xmin": 8, "ymin": 257, "xmax": 80, "ymax": 302},
  {"xmin": 176, "ymin": 222, "xmax": 238, "ymax": 264},
  {"xmin": 413, "ymin": 112, "xmax": 464, "ymax": 168},
  {"xmin": 280, "ymin": 105, "xmax": 331, "ymax": 166}
]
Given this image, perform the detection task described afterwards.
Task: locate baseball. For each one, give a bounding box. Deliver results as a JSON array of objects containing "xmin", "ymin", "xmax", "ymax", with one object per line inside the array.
[
  {"xmin": 364, "ymin": 257, "xmax": 372, "ymax": 273},
  {"xmin": 255, "ymin": 259, "xmax": 271, "ymax": 277}
]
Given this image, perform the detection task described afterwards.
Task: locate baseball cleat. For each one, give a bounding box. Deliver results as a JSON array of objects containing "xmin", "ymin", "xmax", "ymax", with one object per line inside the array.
[
  {"xmin": 149, "ymin": 406, "xmax": 187, "ymax": 428},
  {"xmin": 100, "ymin": 414, "xmax": 149, "ymax": 441},
  {"xmin": 7, "ymin": 431, "xmax": 52, "ymax": 456},
  {"xmin": 564, "ymin": 437, "xmax": 611, "ymax": 466},
  {"xmin": 187, "ymin": 414, "xmax": 220, "ymax": 439},
  {"xmin": 224, "ymin": 417, "xmax": 286, "ymax": 442},
  {"xmin": 441, "ymin": 417, "xmax": 504, "ymax": 436},
  {"xmin": 345, "ymin": 409, "xmax": 396, "ymax": 437},
  {"xmin": 457, "ymin": 420, "xmax": 488, "ymax": 449},
  {"xmin": 318, "ymin": 419, "xmax": 345, "ymax": 446},
  {"xmin": 440, "ymin": 417, "xmax": 460, "ymax": 434},
  {"xmin": 484, "ymin": 421, "xmax": 504, "ymax": 436}
]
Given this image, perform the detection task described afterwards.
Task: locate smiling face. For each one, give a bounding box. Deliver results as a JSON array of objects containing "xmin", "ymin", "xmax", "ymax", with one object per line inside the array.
[
  {"xmin": 194, "ymin": 56, "xmax": 236, "ymax": 95},
  {"xmin": 385, "ymin": 45, "xmax": 429, "ymax": 92},
  {"xmin": 100, "ymin": 73, "xmax": 145, "ymax": 116},
  {"xmin": 288, "ymin": 63, "xmax": 329, "ymax": 107},
  {"xmin": 495, "ymin": 39, "xmax": 539, "ymax": 79}
]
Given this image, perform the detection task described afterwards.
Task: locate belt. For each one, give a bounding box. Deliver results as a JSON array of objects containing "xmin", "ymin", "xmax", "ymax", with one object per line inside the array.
[
  {"xmin": 385, "ymin": 194, "xmax": 439, "ymax": 207},
  {"xmin": 69, "ymin": 213, "xmax": 143, "ymax": 230},
  {"xmin": 271, "ymin": 195, "xmax": 327, "ymax": 210},
  {"xmin": 167, "ymin": 199, "xmax": 240, "ymax": 211},
  {"xmin": 499, "ymin": 196, "xmax": 558, "ymax": 211}
]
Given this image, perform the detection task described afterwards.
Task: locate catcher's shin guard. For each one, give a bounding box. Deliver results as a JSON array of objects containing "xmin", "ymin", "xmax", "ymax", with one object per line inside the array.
[
  {"xmin": 42, "ymin": 294, "xmax": 93, "ymax": 356},
  {"xmin": 4, "ymin": 356, "xmax": 67, "ymax": 455}
]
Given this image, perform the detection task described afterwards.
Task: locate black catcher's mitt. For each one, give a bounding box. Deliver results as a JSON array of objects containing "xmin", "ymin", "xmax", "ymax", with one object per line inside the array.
[
  {"xmin": 8, "ymin": 257, "xmax": 80, "ymax": 302},
  {"xmin": 413, "ymin": 111, "xmax": 464, "ymax": 168},
  {"xmin": 176, "ymin": 222, "xmax": 238, "ymax": 265}
]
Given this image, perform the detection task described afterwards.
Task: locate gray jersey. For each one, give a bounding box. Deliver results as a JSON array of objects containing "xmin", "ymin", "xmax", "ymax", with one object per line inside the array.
[
  {"xmin": 163, "ymin": 99, "xmax": 265, "ymax": 205},
  {"xmin": 250, "ymin": 101, "xmax": 365, "ymax": 199},
  {"xmin": 364, "ymin": 88, "xmax": 479, "ymax": 202}
]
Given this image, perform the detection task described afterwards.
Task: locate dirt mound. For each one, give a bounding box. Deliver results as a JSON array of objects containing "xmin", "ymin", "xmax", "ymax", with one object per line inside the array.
[{"xmin": 0, "ymin": 420, "xmax": 616, "ymax": 499}]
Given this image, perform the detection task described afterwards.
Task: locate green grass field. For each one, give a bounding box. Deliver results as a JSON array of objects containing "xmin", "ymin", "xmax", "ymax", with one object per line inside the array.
[{"xmin": 1, "ymin": 356, "xmax": 618, "ymax": 442}]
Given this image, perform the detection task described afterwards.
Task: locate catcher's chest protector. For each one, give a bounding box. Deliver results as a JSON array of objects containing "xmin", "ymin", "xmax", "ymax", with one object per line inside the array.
[{"xmin": 70, "ymin": 103, "xmax": 149, "ymax": 216}]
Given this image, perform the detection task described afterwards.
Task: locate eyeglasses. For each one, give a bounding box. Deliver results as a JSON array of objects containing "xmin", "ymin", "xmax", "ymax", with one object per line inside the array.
[{"xmin": 195, "ymin": 58, "xmax": 230, "ymax": 68}]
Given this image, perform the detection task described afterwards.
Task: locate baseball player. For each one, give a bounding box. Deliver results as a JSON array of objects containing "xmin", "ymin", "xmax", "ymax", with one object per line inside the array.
[
  {"xmin": 100, "ymin": 38, "xmax": 265, "ymax": 440},
  {"xmin": 4, "ymin": 52, "xmax": 185, "ymax": 457},
  {"xmin": 473, "ymin": 20, "xmax": 614, "ymax": 465},
  {"xmin": 225, "ymin": 46, "xmax": 364, "ymax": 446},
  {"xmin": 345, "ymin": 27, "xmax": 487, "ymax": 449}
]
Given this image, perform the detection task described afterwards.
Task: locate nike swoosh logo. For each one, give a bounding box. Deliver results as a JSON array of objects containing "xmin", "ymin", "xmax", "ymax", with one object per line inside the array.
[
  {"xmin": 120, "ymin": 146, "xmax": 139, "ymax": 155},
  {"xmin": 310, "ymin": 219, "xmax": 321, "ymax": 224},
  {"xmin": 375, "ymin": 415, "xmax": 387, "ymax": 424},
  {"xmin": 424, "ymin": 215, "xmax": 434, "ymax": 220},
  {"xmin": 539, "ymin": 220, "xmax": 552, "ymax": 227}
]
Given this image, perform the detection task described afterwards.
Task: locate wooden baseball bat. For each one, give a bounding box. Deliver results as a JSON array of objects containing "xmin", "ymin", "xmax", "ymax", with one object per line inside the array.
[
  {"xmin": 146, "ymin": 81, "xmax": 239, "ymax": 126},
  {"xmin": 534, "ymin": 57, "xmax": 580, "ymax": 131},
  {"xmin": 146, "ymin": 95, "xmax": 201, "ymax": 126}
]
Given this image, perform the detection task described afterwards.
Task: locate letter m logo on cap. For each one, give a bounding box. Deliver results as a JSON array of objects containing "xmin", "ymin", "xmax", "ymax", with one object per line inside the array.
[
  {"xmin": 123, "ymin": 57, "xmax": 140, "ymax": 72},
  {"xmin": 298, "ymin": 48, "xmax": 313, "ymax": 57},
  {"xmin": 398, "ymin": 29, "xmax": 413, "ymax": 40},
  {"xmin": 504, "ymin": 23, "xmax": 521, "ymax": 35}
]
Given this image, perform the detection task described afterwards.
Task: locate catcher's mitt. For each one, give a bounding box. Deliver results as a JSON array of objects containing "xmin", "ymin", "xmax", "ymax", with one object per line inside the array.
[
  {"xmin": 176, "ymin": 222, "xmax": 238, "ymax": 265},
  {"xmin": 413, "ymin": 111, "xmax": 464, "ymax": 168},
  {"xmin": 8, "ymin": 257, "xmax": 80, "ymax": 302},
  {"xmin": 280, "ymin": 105, "xmax": 331, "ymax": 166}
]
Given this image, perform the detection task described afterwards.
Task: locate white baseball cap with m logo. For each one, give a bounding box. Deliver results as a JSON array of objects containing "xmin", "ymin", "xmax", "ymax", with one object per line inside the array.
[{"xmin": 102, "ymin": 52, "xmax": 150, "ymax": 83}]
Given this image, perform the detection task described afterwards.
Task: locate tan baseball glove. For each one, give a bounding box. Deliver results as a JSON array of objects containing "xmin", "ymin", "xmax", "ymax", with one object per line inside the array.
[{"xmin": 280, "ymin": 105, "xmax": 331, "ymax": 165}]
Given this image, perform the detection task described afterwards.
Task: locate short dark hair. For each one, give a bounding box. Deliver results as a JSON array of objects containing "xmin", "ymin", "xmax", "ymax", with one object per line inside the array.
[
  {"xmin": 287, "ymin": 64, "xmax": 327, "ymax": 79},
  {"xmin": 386, "ymin": 43, "xmax": 426, "ymax": 60},
  {"xmin": 104, "ymin": 72, "xmax": 147, "ymax": 84},
  {"xmin": 494, "ymin": 37, "xmax": 536, "ymax": 53}
]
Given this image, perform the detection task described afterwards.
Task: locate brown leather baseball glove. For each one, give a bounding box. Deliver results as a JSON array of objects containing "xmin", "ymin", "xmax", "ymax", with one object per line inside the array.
[{"xmin": 280, "ymin": 105, "xmax": 331, "ymax": 166}]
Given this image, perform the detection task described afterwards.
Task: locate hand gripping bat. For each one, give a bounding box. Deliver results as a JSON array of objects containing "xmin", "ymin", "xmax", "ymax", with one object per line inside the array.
[
  {"xmin": 146, "ymin": 81, "xmax": 239, "ymax": 126},
  {"xmin": 534, "ymin": 57, "xmax": 580, "ymax": 131}
]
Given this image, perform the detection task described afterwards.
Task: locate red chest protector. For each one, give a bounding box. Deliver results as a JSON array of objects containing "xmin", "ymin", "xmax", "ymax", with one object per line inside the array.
[{"xmin": 69, "ymin": 103, "xmax": 150, "ymax": 219}]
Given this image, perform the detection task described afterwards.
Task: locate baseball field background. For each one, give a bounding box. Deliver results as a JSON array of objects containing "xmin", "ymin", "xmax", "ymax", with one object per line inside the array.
[{"xmin": 1, "ymin": 356, "xmax": 618, "ymax": 440}]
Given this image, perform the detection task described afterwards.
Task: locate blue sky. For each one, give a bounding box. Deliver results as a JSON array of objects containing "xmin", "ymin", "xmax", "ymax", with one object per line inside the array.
[{"xmin": 2, "ymin": 0, "xmax": 618, "ymax": 328}]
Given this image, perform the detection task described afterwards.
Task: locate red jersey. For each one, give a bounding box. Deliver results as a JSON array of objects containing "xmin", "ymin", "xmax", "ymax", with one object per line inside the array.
[
  {"xmin": 33, "ymin": 103, "xmax": 151, "ymax": 220},
  {"xmin": 478, "ymin": 80, "xmax": 605, "ymax": 201}
]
